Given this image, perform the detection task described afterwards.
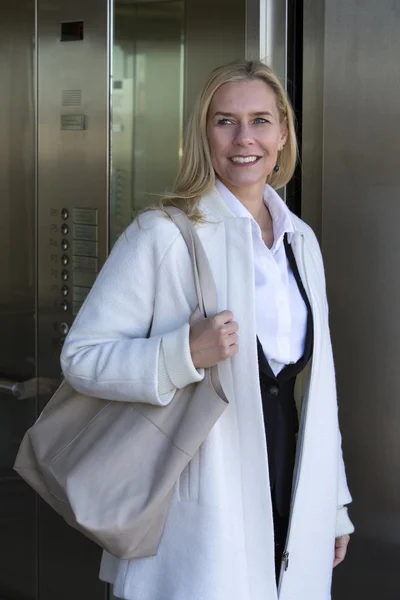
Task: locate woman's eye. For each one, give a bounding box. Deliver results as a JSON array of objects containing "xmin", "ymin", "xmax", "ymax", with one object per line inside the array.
[
  {"xmin": 253, "ymin": 117, "xmax": 269, "ymax": 124},
  {"xmin": 217, "ymin": 118, "xmax": 232, "ymax": 126}
]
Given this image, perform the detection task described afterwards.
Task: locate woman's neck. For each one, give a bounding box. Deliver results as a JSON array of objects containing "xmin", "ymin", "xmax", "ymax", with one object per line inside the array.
[{"xmin": 221, "ymin": 179, "xmax": 270, "ymax": 229}]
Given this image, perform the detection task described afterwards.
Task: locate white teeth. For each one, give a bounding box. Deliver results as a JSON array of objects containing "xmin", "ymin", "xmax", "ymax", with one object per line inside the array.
[{"xmin": 230, "ymin": 156, "xmax": 258, "ymax": 164}]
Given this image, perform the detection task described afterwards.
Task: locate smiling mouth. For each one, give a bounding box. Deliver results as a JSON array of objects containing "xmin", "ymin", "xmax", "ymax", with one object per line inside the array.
[{"xmin": 229, "ymin": 155, "xmax": 260, "ymax": 164}]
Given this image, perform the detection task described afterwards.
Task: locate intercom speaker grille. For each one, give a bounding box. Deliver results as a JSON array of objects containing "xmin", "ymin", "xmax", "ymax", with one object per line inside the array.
[{"xmin": 62, "ymin": 90, "xmax": 82, "ymax": 106}]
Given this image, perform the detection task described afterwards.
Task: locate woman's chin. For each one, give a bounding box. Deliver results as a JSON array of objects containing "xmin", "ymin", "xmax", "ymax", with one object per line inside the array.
[{"xmin": 220, "ymin": 173, "xmax": 268, "ymax": 192}]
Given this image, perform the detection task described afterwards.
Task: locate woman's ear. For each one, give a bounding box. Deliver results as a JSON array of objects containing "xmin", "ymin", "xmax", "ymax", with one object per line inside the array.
[{"xmin": 279, "ymin": 120, "xmax": 289, "ymax": 150}]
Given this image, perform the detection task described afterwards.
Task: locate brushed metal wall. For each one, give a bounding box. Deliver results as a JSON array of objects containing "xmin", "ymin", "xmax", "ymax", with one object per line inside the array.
[
  {"xmin": 110, "ymin": 0, "xmax": 247, "ymax": 243},
  {"xmin": 301, "ymin": 0, "xmax": 324, "ymax": 240},
  {"xmin": 111, "ymin": 0, "xmax": 185, "ymax": 241},
  {"xmin": 303, "ymin": 0, "xmax": 400, "ymax": 597},
  {"xmin": 0, "ymin": 0, "xmax": 254, "ymax": 598},
  {"xmin": 36, "ymin": 0, "xmax": 110, "ymax": 597},
  {"xmin": 0, "ymin": 0, "xmax": 36, "ymax": 381},
  {"xmin": 184, "ymin": 0, "xmax": 245, "ymax": 122},
  {"xmin": 0, "ymin": 1, "xmax": 38, "ymax": 597}
]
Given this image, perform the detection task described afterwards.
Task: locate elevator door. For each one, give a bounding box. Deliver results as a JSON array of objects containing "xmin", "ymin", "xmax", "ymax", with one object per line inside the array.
[
  {"xmin": 0, "ymin": 0, "xmax": 248, "ymax": 598},
  {"xmin": 322, "ymin": 1, "xmax": 400, "ymax": 597},
  {"xmin": 0, "ymin": 0, "xmax": 110, "ymax": 598},
  {"xmin": 0, "ymin": 1, "xmax": 39, "ymax": 597}
]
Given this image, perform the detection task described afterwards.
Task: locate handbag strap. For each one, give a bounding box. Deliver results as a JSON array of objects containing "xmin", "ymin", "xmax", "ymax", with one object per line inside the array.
[
  {"xmin": 164, "ymin": 207, "xmax": 217, "ymax": 319},
  {"xmin": 164, "ymin": 207, "xmax": 227, "ymax": 401}
]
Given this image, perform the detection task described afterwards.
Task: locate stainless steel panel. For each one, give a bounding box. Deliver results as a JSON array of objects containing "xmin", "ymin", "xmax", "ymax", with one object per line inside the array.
[
  {"xmin": 0, "ymin": 0, "xmax": 37, "ymax": 597},
  {"xmin": 318, "ymin": 1, "xmax": 400, "ymax": 597},
  {"xmin": 37, "ymin": 0, "xmax": 109, "ymax": 597},
  {"xmin": 73, "ymin": 239, "xmax": 98, "ymax": 257},
  {"xmin": 110, "ymin": 0, "xmax": 246, "ymax": 246},
  {"xmin": 73, "ymin": 255, "xmax": 99, "ymax": 272},
  {"xmin": 245, "ymin": 0, "xmax": 288, "ymax": 88},
  {"xmin": 261, "ymin": 0, "xmax": 288, "ymax": 203},
  {"xmin": 0, "ymin": 2, "xmax": 36, "ymax": 381},
  {"xmin": 37, "ymin": 0, "xmax": 109, "ymax": 361},
  {"xmin": 300, "ymin": 0, "xmax": 324, "ymax": 240},
  {"xmin": 263, "ymin": 0, "xmax": 287, "ymax": 83},
  {"xmin": 73, "ymin": 207, "xmax": 99, "ymax": 225},
  {"xmin": 73, "ymin": 272, "xmax": 98, "ymax": 288},
  {"xmin": 246, "ymin": 0, "xmax": 288, "ymax": 102},
  {"xmin": 111, "ymin": 0, "xmax": 185, "ymax": 242},
  {"xmin": 245, "ymin": 0, "xmax": 262, "ymax": 60},
  {"xmin": 184, "ymin": 0, "xmax": 246, "ymax": 120},
  {"xmin": 61, "ymin": 114, "xmax": 86, "ymax": 130},
  {"xmin": 73, "ymin": 223, "xmax": 99, "ymax": 241}
]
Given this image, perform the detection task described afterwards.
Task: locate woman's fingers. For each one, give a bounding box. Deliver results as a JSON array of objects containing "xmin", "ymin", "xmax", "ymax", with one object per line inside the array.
[
  {"xmin": 333, "ymin": 535, "xmax": 350, "ymax": 567},
  {"xmin": 228, "ymin": 332, "xmax": 239, "ymax": 345},
  {"xmin": 189, "ymin": 309, "xmax": 239, "ymax": 368}
]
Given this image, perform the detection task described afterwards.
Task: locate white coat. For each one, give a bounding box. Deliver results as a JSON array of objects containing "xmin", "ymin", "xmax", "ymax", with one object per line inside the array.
[{"xmin": 61, "ymin": 186, "xmax": 354, "ymax": 600}]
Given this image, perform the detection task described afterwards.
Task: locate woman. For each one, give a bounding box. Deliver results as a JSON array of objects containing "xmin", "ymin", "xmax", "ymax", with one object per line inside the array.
[{"xmin": 61, "ymin": 60, "xmax": 354, "ymax": 600}]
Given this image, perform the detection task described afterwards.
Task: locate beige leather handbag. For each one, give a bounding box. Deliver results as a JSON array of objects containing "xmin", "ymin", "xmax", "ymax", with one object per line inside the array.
[{"xmin": 14, "ymin": 207, "xmax": 229, "ymax": 559}]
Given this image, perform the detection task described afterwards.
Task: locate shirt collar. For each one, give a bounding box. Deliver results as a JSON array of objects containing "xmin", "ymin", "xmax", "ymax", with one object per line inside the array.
[{"xmin": 215, "ymin": 179, "xmax": 294, "ymax": 252}]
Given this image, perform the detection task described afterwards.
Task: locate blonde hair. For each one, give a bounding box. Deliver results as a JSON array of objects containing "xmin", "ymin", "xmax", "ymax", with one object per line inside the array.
[{"xmin": 161, "ymin": 60, "xmax": 298, "ymax": 221}]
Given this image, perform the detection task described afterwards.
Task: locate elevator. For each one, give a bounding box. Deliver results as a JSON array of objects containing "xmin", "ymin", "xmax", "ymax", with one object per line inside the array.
[
  {"xmin": 1, "ymin": 0, "xmax": 400, "ymax": 598},
  {"xmin": 0, "ymin": 0, "xmax": 265, "ymax": 598}
]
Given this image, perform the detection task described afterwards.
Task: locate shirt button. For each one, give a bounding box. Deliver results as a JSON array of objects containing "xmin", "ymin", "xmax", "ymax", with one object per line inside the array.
[{"xmin": 267, "ymin": 385, "xmax": 280, "ymax": 397}]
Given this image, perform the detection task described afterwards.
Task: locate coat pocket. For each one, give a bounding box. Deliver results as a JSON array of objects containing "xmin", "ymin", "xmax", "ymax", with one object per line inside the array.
[{"xmin": 178, "ymin": 448, "xmax": 201, "ymax": 502}]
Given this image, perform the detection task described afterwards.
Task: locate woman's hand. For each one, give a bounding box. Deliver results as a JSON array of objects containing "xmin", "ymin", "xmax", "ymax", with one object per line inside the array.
[
  {"xmin": 189, "ymin": 307, "xmax": 239, "ymax": 369},
  {"xmin": 333, "ymin": 535, "xmax": 350, "ymax": 567}
]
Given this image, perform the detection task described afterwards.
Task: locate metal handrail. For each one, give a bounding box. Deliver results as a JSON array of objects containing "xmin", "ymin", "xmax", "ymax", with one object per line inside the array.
[
  {"xmin": 0, "ymin": 377, "xmax": 57, "ymax": 399},
  {"xmin": 0, "ymin": 378, "xmax": 20, "ymax": 396}
]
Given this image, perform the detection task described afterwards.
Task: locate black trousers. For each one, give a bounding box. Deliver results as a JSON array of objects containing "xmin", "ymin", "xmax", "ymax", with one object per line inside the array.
[{"xmin": 273, "ymin": 497, "xmax": 289, "ymax": 584}]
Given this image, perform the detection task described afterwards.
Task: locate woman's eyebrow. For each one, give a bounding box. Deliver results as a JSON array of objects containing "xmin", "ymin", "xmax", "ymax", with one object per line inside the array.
[{"xmin": 213, "ymin": 110, "xmax": 274, "ymax": 118}]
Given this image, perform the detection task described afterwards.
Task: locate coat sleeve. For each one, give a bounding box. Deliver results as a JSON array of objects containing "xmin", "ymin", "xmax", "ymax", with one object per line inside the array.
[
  {"xmin": 60, "ymin": 215, "xmax": 204, "ymax": 405},
  {"xmin": 336, "ymin": 506, "xmax": 355, "ymax": 537},
  {"xmin": 336, "ymin": 430, "xmax": 355, "ymax": 536}
]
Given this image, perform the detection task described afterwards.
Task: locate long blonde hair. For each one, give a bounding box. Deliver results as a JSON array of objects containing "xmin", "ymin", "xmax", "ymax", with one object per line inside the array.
[{"xmin": 161, "ymin": 60, "xmax": 298, "ymax": 221}]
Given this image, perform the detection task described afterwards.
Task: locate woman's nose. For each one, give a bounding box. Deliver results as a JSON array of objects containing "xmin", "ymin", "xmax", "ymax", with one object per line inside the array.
[{"xmin": 233, "ymin": 124, "xmax": 254, "ymax": 146}]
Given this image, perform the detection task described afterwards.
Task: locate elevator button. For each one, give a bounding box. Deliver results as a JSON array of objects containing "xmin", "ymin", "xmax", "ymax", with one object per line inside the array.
[
  {"xmin": 60, "ymin": 322, "xmax": 69, "ymax": 335},
  {"xmin": 62, "ymin": 286, "xmax": 69, "ymax": 297},
  {"xmin": 61, "ymin": 255, "xmax": 69, "ymax": 266},
  {"xmin": 61, "ymin": 270, "xmax": 69, "ymax": 281},
  {"xmin": 61, "ymin": 301, "xmax": 69, "ymax": 312},
  {"xmin": 61, "ymin": 208, "xmax": 69, "ymax": 220},
  {"xmin": 60, "ymin": 337, "xmax": 66, "ymax": 346},
  {"xmin": 61, "ymin": 224, "xmax": 69, "ymax": 235},
  {"xmin": 61, "ymin": 239, "xmax": 69, "ymax": 251}
]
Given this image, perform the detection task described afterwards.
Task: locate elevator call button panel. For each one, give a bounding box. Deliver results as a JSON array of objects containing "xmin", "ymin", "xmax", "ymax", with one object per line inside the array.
[
  {"xmin": 52, "ymin": 207, "xmax": 99, "ymax": 330},
  {"xmin": 73, "ymin": 208, "xmax": 98, "ymax": 225}
]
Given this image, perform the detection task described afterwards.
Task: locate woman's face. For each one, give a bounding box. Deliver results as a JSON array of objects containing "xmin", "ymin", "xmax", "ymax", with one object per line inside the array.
[{"xmin": 206, "ymin": 79, "xmax": 288, "ymax": 196}]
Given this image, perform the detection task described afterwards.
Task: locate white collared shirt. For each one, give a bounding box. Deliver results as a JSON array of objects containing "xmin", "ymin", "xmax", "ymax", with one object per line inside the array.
[{"xmin": 216, "ymin": 180, "xmax": 308, "ymax": 375}]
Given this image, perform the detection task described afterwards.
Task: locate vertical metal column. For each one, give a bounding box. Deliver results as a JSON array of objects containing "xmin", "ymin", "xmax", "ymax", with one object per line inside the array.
[
  {"xmin": 246, "ymin": 0, "xmax": 287, "ymax": 80},
  {"xmin": 301, "ymin": 0, "xmax": 324, "ymax": 239},
  {"xmin": 36, "ymin": 0, "xmax": 110, "ymax": 597}
]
